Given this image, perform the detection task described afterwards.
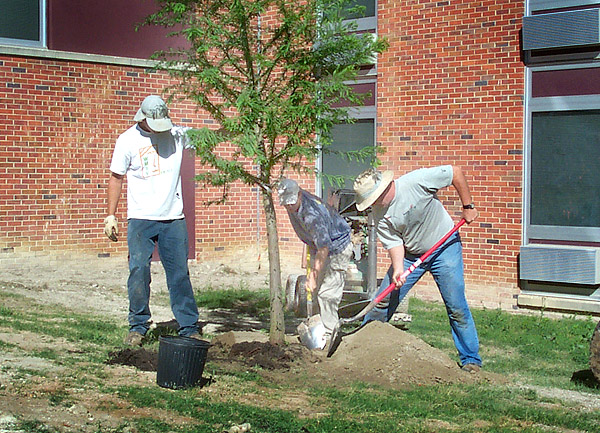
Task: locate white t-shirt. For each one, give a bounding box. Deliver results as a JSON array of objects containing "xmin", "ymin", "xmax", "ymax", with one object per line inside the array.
[{"xmin": 110, "ymin": 124, "xmax": 192, "ymax": 220}]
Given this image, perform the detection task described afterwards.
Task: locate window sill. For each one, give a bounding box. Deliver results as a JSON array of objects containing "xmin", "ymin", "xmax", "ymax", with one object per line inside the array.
[{"xmin": 0, "ymin": 44, "xmax": 157, "ymax": 68}]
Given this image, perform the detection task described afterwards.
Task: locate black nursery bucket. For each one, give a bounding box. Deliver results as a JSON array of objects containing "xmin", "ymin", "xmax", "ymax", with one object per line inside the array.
[{"xmin": 156, "ymin": 336, "xmax": 210, "ymax": 389}]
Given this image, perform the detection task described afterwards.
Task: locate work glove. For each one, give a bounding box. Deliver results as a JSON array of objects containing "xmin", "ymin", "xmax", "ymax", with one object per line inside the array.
[{"xmin": 103, "ymin": 215, "xmax": 118, "ymax": 242}]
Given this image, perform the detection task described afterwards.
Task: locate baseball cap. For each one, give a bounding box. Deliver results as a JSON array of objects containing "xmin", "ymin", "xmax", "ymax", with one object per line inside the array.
[
  {"xmin": 133, "ymin": 95, "xmax": 174, "ymax": 132},
  {"xmin": 277, "ymin": 179, "xmax": 300, "ymax": 206}
]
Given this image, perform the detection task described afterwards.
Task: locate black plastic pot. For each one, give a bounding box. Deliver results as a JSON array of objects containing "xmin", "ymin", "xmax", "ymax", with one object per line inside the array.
[{"xmin": 156, "ymin": 336, "xmax": 210, "ymax": 389}]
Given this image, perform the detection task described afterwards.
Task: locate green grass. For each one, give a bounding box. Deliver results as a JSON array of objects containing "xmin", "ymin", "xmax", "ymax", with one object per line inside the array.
[
  {"xmin": 409, "ymin": 298, "xmax": 598, "ymax": 388},
  {"xmin": 195, "ymin": 287, "xmax": 271, "ymax": 314},
  {"xmin": 1, "ymin": 289, "xmax": 599, "ymax": 433}
]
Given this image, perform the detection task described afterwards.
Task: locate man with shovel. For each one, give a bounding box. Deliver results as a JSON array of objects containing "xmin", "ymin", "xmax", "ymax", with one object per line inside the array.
[
  {"xmin": 103, "ymin": 95, "xmax": 201, "ymax": 346},
  {"xmin": 352, "ymin": 166, "xmax": 482, "ymax": 373},
  {"xmin": 278, "ymin": 179, "xmax": 353, "ymax": 349}
]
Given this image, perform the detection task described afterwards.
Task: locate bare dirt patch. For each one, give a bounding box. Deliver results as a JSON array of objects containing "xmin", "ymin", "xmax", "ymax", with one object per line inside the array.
[{"xmin": 1, "ymin": 252, "xmax": 598, "ymax": 432}]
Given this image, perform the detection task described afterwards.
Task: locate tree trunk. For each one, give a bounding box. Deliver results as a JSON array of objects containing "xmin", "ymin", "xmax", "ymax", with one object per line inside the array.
[{"xmin": 262, "ymin": 189, "xmax": 285, "ymax": 345}]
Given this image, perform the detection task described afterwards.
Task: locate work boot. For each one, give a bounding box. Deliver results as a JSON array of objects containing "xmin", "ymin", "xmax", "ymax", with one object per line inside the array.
[
  {"xmin": 124, "ymin": 331, "xmax": 144, "ymax": 347},
  {"xmin": 461, "ymin": 363, "xmax": 481, "ymax": 374}
]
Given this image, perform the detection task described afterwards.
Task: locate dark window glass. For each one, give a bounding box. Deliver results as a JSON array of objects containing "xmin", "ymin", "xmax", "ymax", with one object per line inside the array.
[
  {"xmin": 322, "ymin": 119, "xmax": 375, "ymax": 196},
  {"xmin": 343, "ymin": 0, "xmax": 376, "ymax": 19},
  {"xmin": 530, "ymin": 110, "xmax": 600, "ymax": 228},
  {"xmin": 0, "ymin": 0, "xmax": 40, "ymax": 42}
]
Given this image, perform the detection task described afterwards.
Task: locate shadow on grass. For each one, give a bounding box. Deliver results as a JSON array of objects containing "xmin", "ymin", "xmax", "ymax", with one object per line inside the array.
[
  {"xmin": 571, "ymin": 369, "xmax": 600, "ymax": 389},
  {"xmin": 144, "ymin": 312, "xmax": 304, "ymax": 343}
]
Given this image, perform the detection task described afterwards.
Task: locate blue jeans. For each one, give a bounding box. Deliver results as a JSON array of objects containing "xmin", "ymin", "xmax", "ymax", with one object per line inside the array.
[
  {"xmin": 364, "ymin": 233, "xmax": 481, "ymax": 367},
  {"xmin": 127, "ymin": 218, "xmax": 199, "ymax": 336}
]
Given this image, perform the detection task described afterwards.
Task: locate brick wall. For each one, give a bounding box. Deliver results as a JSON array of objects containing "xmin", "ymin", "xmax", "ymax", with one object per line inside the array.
[
  {"xmin": 1, "ymin": 0, "xmax": 527, "ymax": 310},
  {"xmin": 376, "ymin": 0, "xmax": 525, "ymax": 309},
  {"xmin": 0, "ymin": 55, "xmax": 306, "ymax": 266}
]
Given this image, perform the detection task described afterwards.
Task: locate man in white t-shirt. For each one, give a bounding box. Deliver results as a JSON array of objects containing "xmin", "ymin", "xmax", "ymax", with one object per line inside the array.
[{"xmin": 104, "ymin": 95, "xmax": 201, "ymax": 346}]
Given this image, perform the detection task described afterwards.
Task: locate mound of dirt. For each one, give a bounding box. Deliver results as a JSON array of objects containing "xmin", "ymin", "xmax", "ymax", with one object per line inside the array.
[
  {"xmin": 209, "ymin": 332, "xmax": 320, "ymax": 370},
  {"xmin": 320, "ymin": 321, "xmax": 493, "ymax": 388}
]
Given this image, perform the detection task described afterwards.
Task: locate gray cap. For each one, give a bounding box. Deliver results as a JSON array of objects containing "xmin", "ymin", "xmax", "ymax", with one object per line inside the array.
[
  {"xmin": 133, "ymin": 95, "xmax": 174, "ymax": 132},
  {"xmin": 277, "ymin": 179, "xmax": 300, "ymax": 206}
]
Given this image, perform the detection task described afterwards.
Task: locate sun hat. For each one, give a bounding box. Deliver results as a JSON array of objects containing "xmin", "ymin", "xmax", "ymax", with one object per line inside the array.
[
  {"xmin": 353, "ymin": 169, "xmax": 394, "ymax": 211},
  {"xmin": 277, "ymin": 178, "xmax": 300, "ymax": 206},
  {"xmin": 133, "ymin": 95, "xmax": 174, "ymax": 132}
]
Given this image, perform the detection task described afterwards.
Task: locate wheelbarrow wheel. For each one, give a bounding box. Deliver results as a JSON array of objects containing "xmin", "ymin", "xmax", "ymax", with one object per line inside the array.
[
  {"xmin": 294, "ymin": 275, "xmax": 320, "ymax": 318},
  {"xmin": 285, "ymin": 274, "xmax": 300, "ymax": 311},
  {"xmin": 294, "ymin": 275, "xmax": 307, "ymax": 318},
  {"xmin": 591, "ymin": 319, "xmax": 600, "ymax": 383}
]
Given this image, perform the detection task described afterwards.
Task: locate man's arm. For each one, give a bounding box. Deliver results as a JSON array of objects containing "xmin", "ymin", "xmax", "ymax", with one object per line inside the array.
[
  {"xmin": 104, "ymin": 172, "xmax": 124, "ymax": 242},
  {"xmin": 107, "ymin": 172, "xmax": 124, "ymax": 216},
  {"xmin": 307, "ymin": 246, "xmax": 329, "ymax": 293},
  {"xmin": 451, "ymin": 166, "xmax": 479, "ymax": 224}
]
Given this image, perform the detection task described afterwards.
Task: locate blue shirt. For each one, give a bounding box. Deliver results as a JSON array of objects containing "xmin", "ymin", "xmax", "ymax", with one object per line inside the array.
[{"xmin": 286, "ymin": 190, "xmax": 351, "ymax": 256}]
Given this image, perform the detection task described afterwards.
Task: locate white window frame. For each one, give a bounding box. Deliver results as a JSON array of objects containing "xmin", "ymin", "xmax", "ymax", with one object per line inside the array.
[
  {"xmin": 524, "ymin": 62, "xmax": 600, "ymax": 243},
  {"xmin": 316, "ymin": 0, "xmax": 377, "ymax": 197}
]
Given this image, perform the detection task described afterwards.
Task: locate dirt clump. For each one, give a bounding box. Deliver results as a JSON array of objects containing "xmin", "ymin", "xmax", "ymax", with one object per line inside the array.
[
  {"xmin": 209, "ymin": 332, "xmax": 320, "ymax": 371},
  {"xmin": 106, "ymin": 348, "xmax": 158, "ymax": 372},
  {"xmin": 105, "ymin": 334, "xmax": 316, "ymax": 373},
  {"xmin": 227, "ymin": 341, "xmax": 306, "ymax": 370}
]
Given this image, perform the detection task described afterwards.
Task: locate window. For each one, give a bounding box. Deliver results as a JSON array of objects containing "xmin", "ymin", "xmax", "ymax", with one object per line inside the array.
[
  {"xmin": 530, "ymin": 110, "xmax": 600, "ymax": 230},
  {"xmin": 526, "ymin": 87, "xmax": 600, "ymax": 243},
  {"xmin": 0, "ymin": 0, "xmax": 45, "ymax": 47},
  {"xmin": 318, "ymin": 0, "xmax": 377, "ymax": 198},
  {"xmin": 322, "ymin": 118, "xmax": 375, "ymax": 197},
  {"xmin": 342, "ymin": 0, "xmax": 376, "ymax": 31}
]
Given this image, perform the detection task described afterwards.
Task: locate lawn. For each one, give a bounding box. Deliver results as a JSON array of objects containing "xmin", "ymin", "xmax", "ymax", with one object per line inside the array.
[{"xmin": 0, "ymin": 287, "xmax": 599, "ymax": 433}]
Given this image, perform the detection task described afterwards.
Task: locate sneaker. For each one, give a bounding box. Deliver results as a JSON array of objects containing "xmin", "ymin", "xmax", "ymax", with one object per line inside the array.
[
  {"xmin": 124, "ymin": 331, "xmax": 144, "ymax": 347},
  {"xmin": 461, "ymin": 363, "xmax": 481, "ymax": 374}
]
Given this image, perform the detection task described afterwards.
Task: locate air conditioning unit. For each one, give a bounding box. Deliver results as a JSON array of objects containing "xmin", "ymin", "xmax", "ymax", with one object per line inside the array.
[
  {"xmin": 522, "ymin": 8, "xmax": 600, "ymax": 51},
  {"xmin": 520, "ymin": 244, "xmax": 600, "ymax": 285}
]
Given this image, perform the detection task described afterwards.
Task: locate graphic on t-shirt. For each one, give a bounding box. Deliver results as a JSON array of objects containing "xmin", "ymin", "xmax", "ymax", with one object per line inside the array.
[{"xmin": 139, "ymin": 146, "xmax": 160, "ymax": 178}]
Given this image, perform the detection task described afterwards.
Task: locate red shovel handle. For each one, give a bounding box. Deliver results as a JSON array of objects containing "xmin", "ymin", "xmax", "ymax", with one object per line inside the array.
[{"xmin": 371, "ymin": 218, "xmax": 466, "ymax": 305}]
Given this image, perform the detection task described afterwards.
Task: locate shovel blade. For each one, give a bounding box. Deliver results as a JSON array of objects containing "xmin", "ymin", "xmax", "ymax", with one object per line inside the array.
[{"xmin": 297, "ymin": 314, "xmax": 326, "ymax": 350}]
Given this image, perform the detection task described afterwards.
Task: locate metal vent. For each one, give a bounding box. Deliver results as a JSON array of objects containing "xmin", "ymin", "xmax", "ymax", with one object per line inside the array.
[
  {"xmin": 522, "ymin": 9, "xmax": 600, "ymax": 50},
  {"xmin": 520, "ymin": 245, "xmax": 600, "ymax": 285}
]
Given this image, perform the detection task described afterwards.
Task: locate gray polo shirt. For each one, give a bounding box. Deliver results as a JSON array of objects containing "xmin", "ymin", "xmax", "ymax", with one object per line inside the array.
[
  {"xmin": 374, "ymin": 165, "xmax": 454, "ymax": 256},
  {"xmin": 286, "ymin": 190, "xmax": 351, "ymax": 256}
]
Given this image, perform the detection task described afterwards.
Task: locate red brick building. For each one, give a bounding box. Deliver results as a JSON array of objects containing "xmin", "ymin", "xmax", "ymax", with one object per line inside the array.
[{"xmin": 2, "ymin": 1, "xmax": 599, "ymax": 315}]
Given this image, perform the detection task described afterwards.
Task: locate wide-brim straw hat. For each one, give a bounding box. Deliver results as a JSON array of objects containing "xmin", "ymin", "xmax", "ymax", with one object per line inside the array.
[{"xmin": 353, "ymin": 169, "xmax": 394, "ymax": 211}]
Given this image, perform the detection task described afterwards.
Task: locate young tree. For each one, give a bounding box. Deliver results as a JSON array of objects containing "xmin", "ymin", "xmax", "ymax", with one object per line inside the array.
[{"xmin": 144, "ymin": 0, "xmax": 386, "ymax": 344}]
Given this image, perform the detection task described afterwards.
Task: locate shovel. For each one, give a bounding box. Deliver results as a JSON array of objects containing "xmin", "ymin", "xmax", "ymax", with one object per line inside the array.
[
  {"xmin": 327, "ymin": 219, "xmax": 466, "ymax": 357},
  {"xmin": 297, "ymin": 254, "xmax": 327, "ymax": 350},
  {"xmin": 297, "ymin": 287, "xmax": 327, "ymax": 349}
]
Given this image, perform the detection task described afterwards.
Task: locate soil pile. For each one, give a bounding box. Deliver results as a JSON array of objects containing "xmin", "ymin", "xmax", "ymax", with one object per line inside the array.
[
  {"xmin": 321, "ymin": 321, "xmax": 487, "ymax": 388},
  {"xmin": 228, "ymin": 341, "xmax": 304, "ymax": 370}
]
